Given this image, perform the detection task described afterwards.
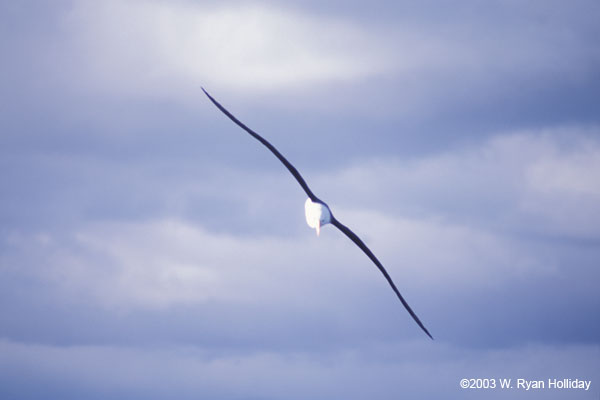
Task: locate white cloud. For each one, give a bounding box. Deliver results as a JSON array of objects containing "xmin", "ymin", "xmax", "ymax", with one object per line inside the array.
[
  {"xmin": 63, "ymin": 0, "xmax": 387, "ymax": 98},
  {"xmin": 2, "ymin": 218, "xmax": 358, "ymax": 311},
  {"xmin": 522, "ymin": 134, "xmax": 600, "ymax": 236},
  {"xmin": 333, "ymin": 210, "xmax": 552, "ymax": 291},
  {"xmin": 318, "ymin": 126, "xmax": 600, "ymax": 238},
  {"xmin": 2, "ymin": 210, "xmax": 546, "ymax": 316},
  {"xmin": 51, "ymin": 0, "xmax": 600, "ymax": 114},
  {"xmin": 527, "ymin": 146, "xmax": 600, "ymax": 197}
]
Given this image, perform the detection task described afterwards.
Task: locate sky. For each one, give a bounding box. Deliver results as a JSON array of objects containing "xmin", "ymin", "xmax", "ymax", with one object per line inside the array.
[{"xmin": 1, "ymin": 0, "xmax": 599, "ymax": 398}]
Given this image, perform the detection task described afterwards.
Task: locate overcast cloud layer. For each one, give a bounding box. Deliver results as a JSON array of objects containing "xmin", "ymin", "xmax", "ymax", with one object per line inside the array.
[{"xmin": 1, "ymin": 0, "xmax": 599, "ymax": 399}]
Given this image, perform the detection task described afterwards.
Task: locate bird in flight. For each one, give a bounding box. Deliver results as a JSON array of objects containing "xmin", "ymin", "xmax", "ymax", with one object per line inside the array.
[{"xmin": 202, "ymin": 88, "xmax": 433, "ymax": 339}]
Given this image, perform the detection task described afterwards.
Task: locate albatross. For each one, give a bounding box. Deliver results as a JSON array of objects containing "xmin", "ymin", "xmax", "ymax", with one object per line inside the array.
[{"xmin": 202, "ymin": 88, "xmax": 433, "ymax": 340}]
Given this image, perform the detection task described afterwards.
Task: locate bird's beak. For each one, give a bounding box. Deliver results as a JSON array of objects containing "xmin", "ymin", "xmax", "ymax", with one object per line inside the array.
[{"xmin": 316, "ymin": 221, "xmax": 320, "ymax": 236}]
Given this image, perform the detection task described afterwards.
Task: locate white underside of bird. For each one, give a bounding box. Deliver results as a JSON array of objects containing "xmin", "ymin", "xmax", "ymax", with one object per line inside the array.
[{"xmin": 305, "ymin": 198, "xmax": 332, "ymax": 236}]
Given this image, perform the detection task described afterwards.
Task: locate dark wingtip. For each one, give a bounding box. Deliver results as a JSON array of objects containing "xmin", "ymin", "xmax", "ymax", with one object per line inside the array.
[
  {"xmin": 416, "ymin": 315, "xmax": 434, "ymax": 340},
  {"xmin": 417, "ymin": 316, "xmax": 434, "ymax": 340},
  {"xmin": 414, "ymin": 314, "xmax": 434, "ymax": 340}
]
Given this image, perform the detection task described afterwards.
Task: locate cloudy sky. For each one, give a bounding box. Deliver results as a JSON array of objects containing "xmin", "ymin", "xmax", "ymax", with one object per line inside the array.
[{"xmin": 1, "ymin": 0, "xmax": 599, "ymax": 398}]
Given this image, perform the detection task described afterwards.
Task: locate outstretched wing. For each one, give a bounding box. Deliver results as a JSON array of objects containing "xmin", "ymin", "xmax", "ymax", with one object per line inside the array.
[
  {"xmin": 331, "ymin": 217, "xmax": 433, "ymax": 339},
  {"xmin": 204, "ymin": 88, "xmax": 432, "ymax": 339},
  {"xmin": 202, "ymin": 88, "xmax": 320, "ymax": 203}
]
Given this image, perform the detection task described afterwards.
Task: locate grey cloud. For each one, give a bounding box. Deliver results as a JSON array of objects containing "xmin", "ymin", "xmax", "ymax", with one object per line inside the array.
[
  {"xmin": 1, "ymin": 1, "xmax": 599, "ymax": 398},
  {"xmin": 0, "ymin": 339, "xmax": 598, "ymax": 399}
]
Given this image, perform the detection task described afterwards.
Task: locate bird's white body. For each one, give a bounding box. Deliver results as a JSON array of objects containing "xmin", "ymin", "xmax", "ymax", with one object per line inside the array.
[{"xmin": 305, "ymin": 198, "xmax": 331, "ymax": 235}]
